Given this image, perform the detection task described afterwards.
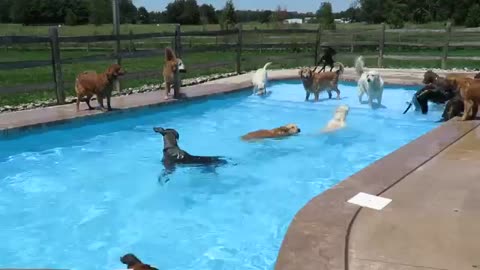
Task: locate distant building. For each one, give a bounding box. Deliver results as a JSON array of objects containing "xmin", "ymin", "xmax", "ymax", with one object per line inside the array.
[
  {"xmin": 283, "ymin": 18, "xmax": 303, "ymax": 24},
  {"xmin": 304, "ymin": 17, "xmax": 315, "ymax": 23},
  {"xmin": 334, "ymin": 18, "xmax": 351, "ymax": 24}
]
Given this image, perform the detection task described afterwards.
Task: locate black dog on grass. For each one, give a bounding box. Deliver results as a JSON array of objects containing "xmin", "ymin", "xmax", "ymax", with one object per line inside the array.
[
  {"xmin": 313, "ymin": 46, "xmax": 336, "ymax": 73},
  {"xmin": 153, "ymin": 127, "xmax": 229, "ymax": 181}
]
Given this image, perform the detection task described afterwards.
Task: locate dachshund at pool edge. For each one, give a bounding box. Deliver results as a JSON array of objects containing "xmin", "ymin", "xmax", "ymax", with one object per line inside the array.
[
  {"xmin": 154, "ymin": 127, "xmax": 228, "ymax": 178},
  {"xmin": 75, "ymin": 64, "xmax": 125, "ymax": 112},
  {"xmin": 241, "ymin": 124, "xmax": 301, "ymax": 141},
  {"xmin": 120, "ymin": 253, "xmax": 158, "ymax": 270},
  {"xmin": 299, "ymin": 63, "xmax": 344, "ymax": 102},
  {"xmin": 313, "ymin": 46, "xmax": 336, "ymax": 73},
  {"xmin": 163, "ymin": 47, "xmax": 186, "ymax": 100}
]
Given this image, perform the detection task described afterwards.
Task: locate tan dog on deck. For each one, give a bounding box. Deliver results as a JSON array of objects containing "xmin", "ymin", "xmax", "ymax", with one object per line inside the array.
[
  {"xmin": 75, "ymin": 64, "xmax": 125, "ymax": 112},
  {"xmin": 163, "ymin": 47, "xmax": 186, "ymax": 100},
  {"xmin": 322, "ymin": 105, "xmax": 350, "ymax": 133},
  {"xmin": 451, "ymin": 77, "xmax": 480, "ymax": 121},
  {"xmin": 299, "ymin": 63, "xmax": 344, "ymax": 102},
  {"xmin": 241, "ymin": 124, "xmax": 301, "ymax": 141}
]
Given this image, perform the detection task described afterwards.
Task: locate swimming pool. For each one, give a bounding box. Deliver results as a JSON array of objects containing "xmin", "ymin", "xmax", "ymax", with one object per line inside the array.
[{"xmin": 0, "ymin": 81, "xmax": 441, "ymax": 270}]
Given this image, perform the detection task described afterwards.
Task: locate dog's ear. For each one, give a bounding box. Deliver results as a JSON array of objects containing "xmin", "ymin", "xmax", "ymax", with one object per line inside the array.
[
  {"xmin": 165, "ymin": 47, "xmax": 176, "ymax": 62},
  {"xmin": 153, "ymin": 127, "xmax": 166, "ymax": 135}
]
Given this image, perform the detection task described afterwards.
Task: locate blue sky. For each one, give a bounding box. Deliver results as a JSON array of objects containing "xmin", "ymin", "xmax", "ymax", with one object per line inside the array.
[{"xmin": 133, "ymin": 0, "xmax": 351, "ymax": 13}]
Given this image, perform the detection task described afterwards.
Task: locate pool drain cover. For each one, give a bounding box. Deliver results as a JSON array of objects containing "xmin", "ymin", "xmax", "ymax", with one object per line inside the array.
[{"xmin": 347, "ymin": 192, "xmax": 392, "ymax": 210}]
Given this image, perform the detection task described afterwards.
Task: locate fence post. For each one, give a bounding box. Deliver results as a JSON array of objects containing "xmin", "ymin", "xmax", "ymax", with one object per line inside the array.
[
  {"xmin": 442, "ymin": 21, "xmax": 452, "ymax": 70},
  {"xmin": 173, "ymin": 24, "xmax": 182, "ymax": 99},
  {"xmin": 48, "ymin": 27, "xmax": 65, "ymax": 105},
  {"xmin": 377, "ymin": 23, "xmax": 386, "ymax": 68},
  {"xmin": 350, "ymin": 33, "xmax": 355, "ymax": 53},
  {"xmin": 236, "ymin": 23, "xmax": 243, "ymax": 74},
  {"xmin": 128, "ymin": 29, "xmax": 136, "ymax": 52},
  {"xmin": 314, "ymin": 26, "xmax": 322, "ymax": 66},
  {"xmin": 112, "ymin": 0, "xmax": 121, "ymax": 93},
  {"xmin": 174, "ymin": 24, "xmax": 182, "ymax": 58}
]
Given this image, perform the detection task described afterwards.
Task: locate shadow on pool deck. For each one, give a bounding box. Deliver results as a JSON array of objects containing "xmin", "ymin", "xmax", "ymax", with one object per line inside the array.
[{"xmin": 1, "ymin": 68, "xmax": 480, "ymax": 270}]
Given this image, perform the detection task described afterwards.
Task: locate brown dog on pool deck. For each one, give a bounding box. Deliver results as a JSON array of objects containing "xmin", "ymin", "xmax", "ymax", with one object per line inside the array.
[
  {"xmin": 75, "ymin": 64, "xmax": 125, "ymax": 112},
  {"xmin": 241, "ymin": 124, "xmax": 301, "ymax": 141},
  {"xmin": 120, "ymin": 253, "xmax": 158, "ymax": 270},
  {"xmin": 299, "ymin": 63, "xmax": 344, "ymax": 102},
  {"xmin": 163, "ymin": 47, "xmax": 186, "ymax": 100},
  {"xmin": 452, "ymin": 77, "xmax": 480, "ymax": 121}
]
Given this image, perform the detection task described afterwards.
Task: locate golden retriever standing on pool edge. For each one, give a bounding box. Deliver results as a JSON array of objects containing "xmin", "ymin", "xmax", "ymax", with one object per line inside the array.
[
  {"xmin": 451, "ymin": 77, "xmax": 480, "ymax": 121},
  {"xmin": 299, "ymin": 63, "xmax": 344, "ymax": 102},
  {"xmin": 75, "ymin": 63, "xmax": 125, "ymax": 112},
  {"xmin": 163, "ymin": 47, "xmax": 186, "ymax": 100}
]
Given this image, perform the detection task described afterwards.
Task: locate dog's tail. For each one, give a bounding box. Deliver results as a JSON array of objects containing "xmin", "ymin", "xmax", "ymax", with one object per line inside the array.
[
  {"xmin": 262, "ymin": 62, "xmax": 273, "ymax": 71},
  {"xmin": 335, "ymin": 62, "xmax": 345, "ymax": 75},
  {"xmin": 165, "ymin": 47, "xmax": 176, "ymax": 61},
  {"xmin": 355, "ymin": 56, "xmax": 365, "ymax": 76},
  {"xmin": 403, "ymin": 102, "xmax": 413, "ymax": 114}
]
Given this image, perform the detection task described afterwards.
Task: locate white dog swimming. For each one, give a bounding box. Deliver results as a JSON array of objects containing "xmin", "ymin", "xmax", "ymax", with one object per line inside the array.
[
  {"xmin": 355, "ymin": 56, "xmax": 384, "ymax": 108},
  {"xmin": 252, "ymin": 62, "xmax": 272, "ymax": 96},
  {"xmin": 322, "ymin": 104, "xmax": 349, "ymax": 133}
]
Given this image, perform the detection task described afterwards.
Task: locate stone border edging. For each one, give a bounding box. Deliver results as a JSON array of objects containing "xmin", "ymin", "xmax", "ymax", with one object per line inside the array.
[{"xmin": 274, "ymin": 119, "xmax": 480, "ymax": 270}]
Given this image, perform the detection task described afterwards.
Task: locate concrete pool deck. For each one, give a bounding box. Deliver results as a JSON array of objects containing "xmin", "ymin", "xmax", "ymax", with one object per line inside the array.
[{"xmin": 1, "ymin": 68, "xmax": 479, "ymax": 270}]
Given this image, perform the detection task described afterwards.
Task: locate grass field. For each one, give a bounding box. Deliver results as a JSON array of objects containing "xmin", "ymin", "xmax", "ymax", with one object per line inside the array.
[{"xmin": 1, "ymin": 22, "xmax": 480, "ymax": 107}]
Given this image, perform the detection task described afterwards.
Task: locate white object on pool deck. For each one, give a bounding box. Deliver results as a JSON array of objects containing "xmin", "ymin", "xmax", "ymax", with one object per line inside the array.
[{"xmin": 347, "ymin": 192, "xmax": 392, "ymax": 210}]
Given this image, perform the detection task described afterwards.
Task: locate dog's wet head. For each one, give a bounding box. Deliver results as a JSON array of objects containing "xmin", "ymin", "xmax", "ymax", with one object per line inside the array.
[
  {"xmin": 154, "ymin": 127, "xmax": 180, "ymax": 148},
  {"xmin": 106, "ymin": 64, "xmax": 125, "ymax": 80},
  {"xmin": 366, "ymin": 71, "xmax": 380, "ymax": 83},
  {"xmin": 334, "ymin": 105, "xmax": 349, "ymax": 121},
  {"xmin": 423, "ymin": 70, "xmax": 439, "ymax": 84},
  {"xmin": 177, "ymin": 58, "xmax": 187, "ymax": 73},
  {"xmin": 282, "ymin": 123, "xmax": 301, "ymax": 135},
  {"xmin": 299, "ymin": 68, "xmax": 313, "ymax": 79},
  {"xmin": 324, "ymin": 46, "xmax": 336, "ymax": 56},
  {"xmin": 120, "ymin": 253, "xmax": 142, "ymax": 267}
]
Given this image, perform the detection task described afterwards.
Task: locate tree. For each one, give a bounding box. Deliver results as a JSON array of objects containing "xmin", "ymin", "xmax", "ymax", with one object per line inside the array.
[
  {"xmin": 0, "ymin": 0, "xmax": 12, "ymax": 23},
  {"xmin": 119, "ymin": 0, "xmax": 137, "ymax": 24},
  {"xmin": 465, "ymin": 4, "xmax": 480, "ymax": 27},
  {"xmin": 317, "ymin": 2, "xmax": 335, "ymax": 30},
  {"xmin": 220, "ymin": 0, "xmax": 237, "ymax": 30},
  {"xmin": 259, "ymin": 10, "xmax": 272, "ymax": 24},
  {"xmin": 137, "ymin": 7, "xmax": 150, "ymax": 24},
  {"xmin": 65, "ymin": 8, "xmax": 78, "ymax": 25},
  {"xmin": 165, "ymin": 0, "xmax": 200, "ymax": 25},
  {"xmin": 199, "ymin": 4, "xmax": 218, "ymax": 24},
  {"xmin": 88, "ymin": 0, "xmax": 112, "ymax": 25}
]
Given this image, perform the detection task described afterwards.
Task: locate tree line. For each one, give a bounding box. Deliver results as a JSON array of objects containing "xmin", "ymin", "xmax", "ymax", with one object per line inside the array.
[
  {"xmin": 340, "ymin": 0, "xmax": 480, "ymax": 28},
  {"xmin": 8, "ymin": 0, "xmax": 478, "ymax": 29},
  {"xmin": 0, "ymin": 0, "xmax": 330, "ymax": 27}
]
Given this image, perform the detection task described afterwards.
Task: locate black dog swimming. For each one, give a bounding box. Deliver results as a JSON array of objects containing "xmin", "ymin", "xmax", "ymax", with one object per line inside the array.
[
  {"xmin": 403, "ymin": 84, "xmax": 457, "ymax": 114},
  {"xmin": 120, "ymin": 253, "xmax": 158, "ymax": 270},
  {"xmin": 153, "ymin": 127, "xmax": 228, "ymax": 181},
  {"xmin": 313, "ymin": 46, "xmax": 336, "ymax": 73}
]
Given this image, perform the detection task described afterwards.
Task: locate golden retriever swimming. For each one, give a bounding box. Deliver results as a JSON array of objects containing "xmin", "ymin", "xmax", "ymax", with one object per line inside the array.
[
  {"xmin": 241, "ymin": 124, "xmax": 301, "ymax": 141},
  {"xmin": 322, "ymin": 105, "xmax": 350, "ymax": 133},
  {"xmin": 299, "ymin": 63, "xmax": 344, "ymax": 102}
]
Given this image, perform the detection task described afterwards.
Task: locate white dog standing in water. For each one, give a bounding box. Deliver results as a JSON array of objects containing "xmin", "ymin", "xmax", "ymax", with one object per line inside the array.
[
  {"xmin": 355, "ymin": 56, "xmax": 384, "ymax": 108},
  {"xmin": 252, "ymin": 62, "xmax": 272, "ymax": 95},
  {"xmin": 322, "ymin": 105, "xmax": 350, "ymax": 133}
]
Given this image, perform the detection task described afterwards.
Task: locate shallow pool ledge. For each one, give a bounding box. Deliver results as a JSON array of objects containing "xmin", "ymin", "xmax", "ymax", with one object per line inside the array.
[{"xmin": 274, "ymin": 119, "xmax": 480, "ymax": 270}]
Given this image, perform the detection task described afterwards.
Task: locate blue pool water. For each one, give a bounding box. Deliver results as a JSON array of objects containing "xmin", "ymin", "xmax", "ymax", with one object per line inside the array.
[{"xmin": 0, "ymin": 81, "xmax": 440, "ymax": 270}]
